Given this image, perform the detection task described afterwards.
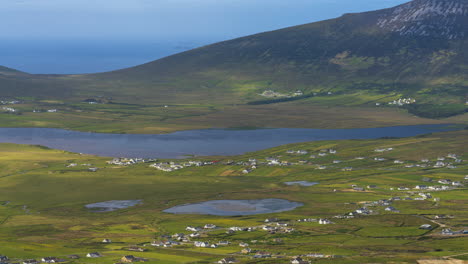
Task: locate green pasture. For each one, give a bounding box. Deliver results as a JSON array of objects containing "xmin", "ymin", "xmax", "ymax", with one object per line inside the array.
[{"xmin": 0, "ymin": 131, "xmax": 466, "ymax": 263}]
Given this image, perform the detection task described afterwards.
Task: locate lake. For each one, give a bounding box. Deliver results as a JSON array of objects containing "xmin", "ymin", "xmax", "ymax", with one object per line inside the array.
[
  {"xmin": 85, "ymin": 200, "xmax": 142, "ymax": 212},
  {"xmin": 163, "ymin": 199, "xmax": 303, "ymax": 216},
  {"xmin": 0, "ymin": 125, "xmax": 456, "ymax": 158},
  {"xmin": 284, "ymin": 181, "xmax": 319, "ymax": 186}
]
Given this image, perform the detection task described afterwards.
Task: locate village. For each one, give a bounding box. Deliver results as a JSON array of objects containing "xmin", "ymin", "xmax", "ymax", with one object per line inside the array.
[
  {"xmin": 133, "ymin": 148, "xmax": 465, "ymax": 176},
  {"xmin": 38, "ymin": 147, "xmax": 465, "ymax": 263},
  {"xmin": 1, "ymin": 106, "xmax": 58, "ymax": 114},
  {"xmin": 383, "ymin": 98, "xmax": 416, "ymax": 106},
  {"xmin": 1, "ymin": 134, "xmax": 466, "ymax": 264},
  {"xmin": 259, "ymin": 90, "xmax": 305, "ymax": 98}
]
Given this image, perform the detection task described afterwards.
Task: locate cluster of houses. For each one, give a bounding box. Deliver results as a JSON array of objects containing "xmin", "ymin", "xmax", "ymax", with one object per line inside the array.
[
  {"xmin": 151, "ymin": 235, "xmax": 214, "ymax": 249},
  {"xmin": 260, "ymin": 90, "xmax": 289, "ymax": 98},
  {"xmin": 241, "ymin": 159, "xmax": 258, "ymax": 174},
  {"xmin": 220, "ymin": 251, "xmax": 272, "ymax": 260},
  {"xmin": 260, "ymin": 90, "xmax": 304, "ymax": 98},
  {"xmin": 152, "ymin": 224, "xmax": 226, "ymax": 248},
  {"xmin": 387, "ymin": 98, "xmax": 416, "ymax": 106},
  {"xmin": 216, "ymin": 253, "xmax": 331, "ymax": 263},
  {"xmin": 66, "ymin": 163, "xmax": 92, "ymax": 168},
  {"xmin": 107, "ymin": 158, "xmax": 156, "ymax": 166},
  {"xmin": 82, "ymin": 98, "xmax": 103, "ymax": 105},
  {"xmin": 32, "ymin": 109, "xmax": 57, "ymax": 113},
  {"xmin": 0, "ymin": 238, "xmax": 155, "ymax": 263},
  {"xmin": 151, "ymin": 240, "xmax": 180, "ymax": 247},
  {"xmin": 131, "ymin": 145, "xmax": 386, "ymax": 175},
  {"xmin": 370, "ymin": 152, "xmax": 463, "ymax": 170},
  {"xmin": 241, "ymin": 151, "xmax": 338, "ymax": 172},
  {"xmin": 1, "ymin": 106, "xmax": 17, "ymax": 112},
  {"xmin": 334, "ymin": 172, "xmax": 467, "ymax": 220},
  {"xmin": 441, "ymin": 228, "xmax": 468, "ymax": 236},
  {"xmin": 150, "ymin": 160, "xmax": 214, "ymax": 172},
  {"xmin": 147, "ymin": 218, "xmax": 337, "ymax": 261},
  {"xmin": 151, "ymin": 225, "xmax": 343, "ymax": 263},
  {"xmin": 217, "ymin": 257, "xmax": 237, "ymax": 264},
  {"xmin": 291, "ymin": 254, "xmax": 341, "ymax": 264},
  {"xmin": 286, "ymin": 150, "xmax": 309, "ymax": 155},
  {"xmin": 87, "ymin": 251, "xmax": 149, "ymax": 262},
  {"xmin": 374, "ymin": 147, "xmax": 394, "ymax": 153},
  {"xmin": 260, "ymin": 222, "xmax": 295, "ymax": 233},
  {"xmin": 290, "ymin": 218, "xmax": 333, "ymax": 224},
  {"xmin": 0, "ymin": 254, "xmax": 82, "ymax": 264},
  {"xmin": 431, "ymin": 154, "xmax": 463, "ymax": 168},
  {"xmin": 119, "ymin": 255, "xmax": 147, "ymax": 263},
  {"xmin": 65, "ymin": 163, "xmax": 98, "ymax": 172},
  {"xmin": 333, "ymin": 195, "xmax": 404, "ymax": 219},
  {"xmin": 337, "ymin": 181, "xmax": 465, "ymax": 220},
  {"xmin": 412, "ymin": 174, "xmax": 465, "ymax": 191},
  {"xmin": 308, "ymin": 149, "xmax": 338, "ymax": 158},
  {"xmin": 137, "ymin": 146, "xmax": 464, "ymax": 179},
  {"xmin": 193, "ymin": 241, "xmax": 221, "ymax": 248},
  {"xmin": 0, "ymin": 252, "xmax": 151, "ymax": 264},
  {"xmin": 148, "ymin": 217, "xmax": 342, "ymax": 261},
  {"xmin": 414, "ymin": 182, "xmax": 462, "ymax": 191},
  {"xmin": 0, "ymin": 100, "xmax": 21, "ymax": 105}
]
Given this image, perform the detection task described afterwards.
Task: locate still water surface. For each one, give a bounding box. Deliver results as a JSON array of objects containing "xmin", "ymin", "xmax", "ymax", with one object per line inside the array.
[
  {"xmin": 163, "ymin": 199, "xmax": 303, "ymax": 216},
  {"xmin": 0, "ymin": 125, "xmax": 455, "ymax": 158}
]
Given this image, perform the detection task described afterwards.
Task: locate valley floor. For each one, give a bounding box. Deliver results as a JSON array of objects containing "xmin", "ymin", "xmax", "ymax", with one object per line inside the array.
[
  {"xmin": 0, "ymin": 99, "xmax": 464, "ymax": 134},
  {"xmin": 0, "ymin": 130, "xmax": 466, "ymax": 263}
]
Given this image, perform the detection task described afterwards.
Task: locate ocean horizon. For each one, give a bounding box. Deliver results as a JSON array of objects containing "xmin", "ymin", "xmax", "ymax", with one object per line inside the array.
[{"xmin": 0, "ymin": 39, "xmax": 214, "ymax": 74}]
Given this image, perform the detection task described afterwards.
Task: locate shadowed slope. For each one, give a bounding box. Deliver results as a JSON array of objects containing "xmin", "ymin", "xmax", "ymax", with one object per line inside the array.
[{"xmin": 0, "ymin": 0, "xmax": 466, "ymax": 121}]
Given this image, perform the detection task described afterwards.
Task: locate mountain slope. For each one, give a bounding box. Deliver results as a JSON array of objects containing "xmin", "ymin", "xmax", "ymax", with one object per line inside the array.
[
  {"xmin": 87, "ymin": 0, "xmax": 467, "ymax": 106},
  {"xmin": 0, "ymin": 66, "xmax": 26, "ymax": 75},
  {"xmin": 377, "ymin": 0, "xmax": 468, "ymax": 39},
  {"xmin": 112, "ymin": 0, "xmax": 468, "ymax": 78},
  {"xmin": 1, "ymin": 0, "xmax": 467, "ymax": 119}
]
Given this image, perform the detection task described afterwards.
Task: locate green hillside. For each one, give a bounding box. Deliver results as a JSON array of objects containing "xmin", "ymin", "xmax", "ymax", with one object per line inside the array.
[
  {"xmin": 0, "ymin": 66, "xmax": 25, "ymax": 74},
  {"xmin": 0, "ymin": 0, "xmax": 467, "ymax": 132},
  {"xmin": 86, "ymin": 0, "xmax": 468, "ymax": 109}
]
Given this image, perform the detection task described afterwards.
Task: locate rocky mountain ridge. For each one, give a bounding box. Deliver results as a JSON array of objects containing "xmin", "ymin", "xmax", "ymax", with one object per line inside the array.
[{"xmin": 377, "ymin": 0, "xmax": 468, "ymax": 39}]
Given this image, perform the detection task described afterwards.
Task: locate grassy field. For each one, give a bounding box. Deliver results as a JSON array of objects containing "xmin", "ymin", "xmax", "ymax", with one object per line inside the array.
[
  {"xmin": 0, "ymin": 99, "xmax": 464, "ymax": 134},
  {"xmin": 0, "ymin": 130, "xmax": 466, "ymax": 263}
]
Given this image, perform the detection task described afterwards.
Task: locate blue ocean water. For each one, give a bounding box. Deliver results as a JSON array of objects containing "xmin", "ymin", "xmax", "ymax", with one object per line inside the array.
[{"xmin": 0, "ymin": 40, "xmax": 209, "ymax": 74}]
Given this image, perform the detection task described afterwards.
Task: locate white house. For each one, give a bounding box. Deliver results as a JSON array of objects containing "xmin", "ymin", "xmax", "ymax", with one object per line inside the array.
[
  {"xmin": 186, "ymin": 226, "xmax": 202, "ymax": 232},
  {"xmin": 194, "ymin": 241, "xmax": 210, "ymax": 248},
  {"xmin": 319, "ymin": 219, "xmax": 332, "ymax": 224},
  {"xmin": 204, "ymin": 224, "xmax": 217, "ymax": 229},
  {"xmin": 189, "ymin": 232, "xmax": 200, "ymax": 238},
  {"xmin": 40, "ymin": 257, "xmax": 61, "ymax": 263},
  {"xmin": 218, "ymin": 257, "xmax": 237, "ymax": 264},
  {"xmin": 86, "ymin": 253, "xmax": 101, "ymax": 258}
]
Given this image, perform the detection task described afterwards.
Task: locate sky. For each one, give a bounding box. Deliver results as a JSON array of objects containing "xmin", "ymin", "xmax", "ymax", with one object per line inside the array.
[{"xmin": 0, "ymin": 0, "xmax": 408, "ymax": 74}]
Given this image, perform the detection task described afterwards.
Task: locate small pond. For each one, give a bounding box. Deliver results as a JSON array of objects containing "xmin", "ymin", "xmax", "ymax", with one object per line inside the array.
[
  {"xmin": 163, "ymin": 198, "xmax": 303, "ymax": 216},
  {"xmin": 85, "ymin": 200, "xmax": 142, "ymax": 212},
  {"xmin": 284, "ymin": 181, "xmax": 319, "ymax": 186}
]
